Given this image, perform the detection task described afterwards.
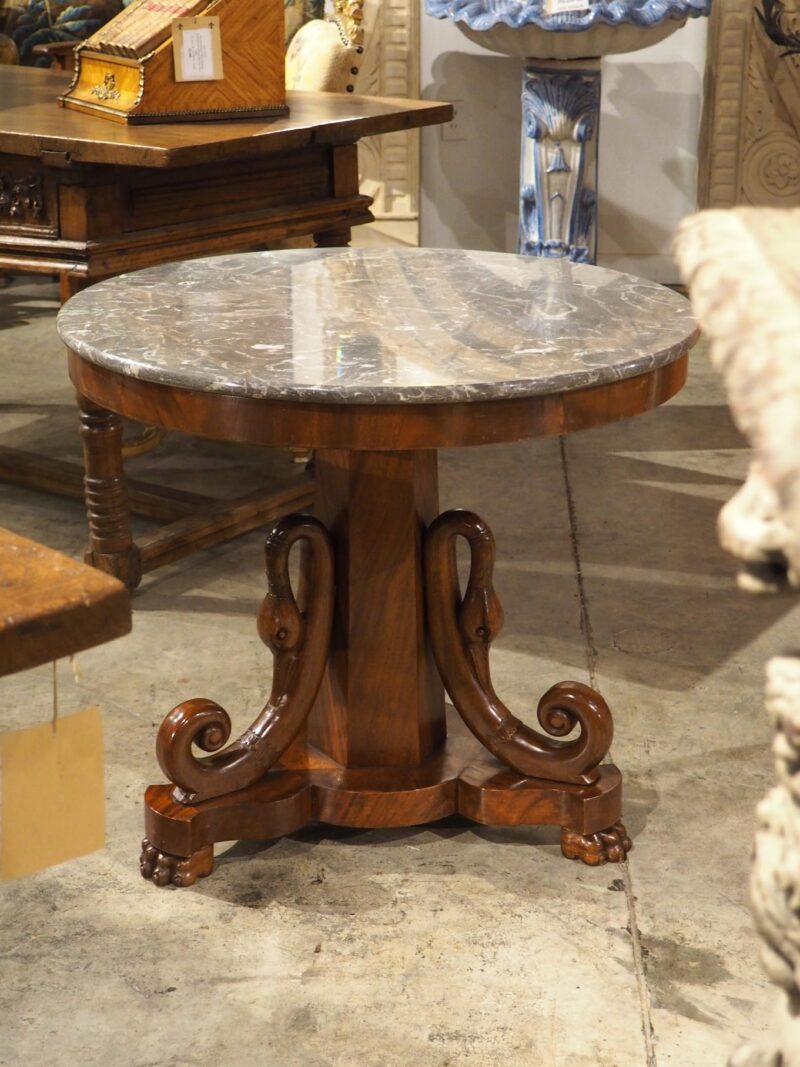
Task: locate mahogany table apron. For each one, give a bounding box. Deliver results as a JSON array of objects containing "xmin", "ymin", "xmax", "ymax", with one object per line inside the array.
[
  {"xmin": 0, "ymin": 65, "xmax": 451, "ymax": 588},
  {"xmin": 57, "ymin": 247, "xmax": 698, "ymax": 887}
]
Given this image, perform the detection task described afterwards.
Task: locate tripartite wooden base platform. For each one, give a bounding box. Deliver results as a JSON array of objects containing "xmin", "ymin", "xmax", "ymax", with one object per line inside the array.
[
  {"xmin": 140, "ymin": 449, "xmax": 631, "ymax": 888},
  {"xmin": 142, "ymin": 710, "xmax": 628, "ymax": 887}
]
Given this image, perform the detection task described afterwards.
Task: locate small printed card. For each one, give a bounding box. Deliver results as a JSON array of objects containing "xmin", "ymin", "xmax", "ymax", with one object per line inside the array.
[
  {"xmin": 544, "ymin": 0, "xmax": 591, "ymax": 13},
  {"xmin": 172, "ymin": 15, "xmax": 224, "ymax": 82}
]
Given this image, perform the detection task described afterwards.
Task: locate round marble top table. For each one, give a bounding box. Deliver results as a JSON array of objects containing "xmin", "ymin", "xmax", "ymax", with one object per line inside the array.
[{"xmin": 59, "ymin": 248, "xmax": 698, "ymax": 888}]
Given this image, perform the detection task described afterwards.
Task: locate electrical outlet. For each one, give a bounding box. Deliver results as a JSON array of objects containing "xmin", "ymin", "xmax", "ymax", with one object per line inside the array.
[{"xmin": 441, "ymin": 100, "xmax": 468, "ymax": 142}]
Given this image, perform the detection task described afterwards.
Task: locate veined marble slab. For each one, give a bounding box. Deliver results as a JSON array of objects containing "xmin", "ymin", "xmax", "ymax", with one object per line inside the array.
[{"xmin": 57, "ymin": 248, "xmax": 697, "ymax": 405}]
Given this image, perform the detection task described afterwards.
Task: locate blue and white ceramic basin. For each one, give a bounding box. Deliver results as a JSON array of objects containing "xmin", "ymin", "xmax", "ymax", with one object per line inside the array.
[{"xmin": 426, "ymin": 0, "xmax": 711, "ymax": 58}]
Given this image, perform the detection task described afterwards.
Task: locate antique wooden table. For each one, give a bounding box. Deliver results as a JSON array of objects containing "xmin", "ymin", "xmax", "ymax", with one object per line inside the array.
[
  {"xmin": 0, "ymin": 66, "xmax": 450, "ymax": 587},
  {"xmin": 0, "ymin": 525, "xmax": 130, "ymax": 678},
  {"xmin": 57, "ymin": 247, "xmax": 698, "ymax": 887}
]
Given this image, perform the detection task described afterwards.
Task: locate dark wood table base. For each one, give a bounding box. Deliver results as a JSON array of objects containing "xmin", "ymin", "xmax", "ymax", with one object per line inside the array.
[
  {"xmin": 141, "ymin": 711, "xmax": 629, "ymax": 887},
  {"xmin": 139, "ymin": 448, "xmax": 631, "ymax": 887}
]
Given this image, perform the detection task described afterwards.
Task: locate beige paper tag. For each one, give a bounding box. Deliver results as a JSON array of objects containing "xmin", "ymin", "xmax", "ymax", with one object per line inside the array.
[
  {"xmin": 172, "ymin": 15, "xmax": 224, "ymax": 82},
  {"xmin": 0, "ymin": 707, "xmax": 105, "ymax": 880},
  {"xmin": 544, "ymin": 0, "xmax": 591, "ymax": 13}
]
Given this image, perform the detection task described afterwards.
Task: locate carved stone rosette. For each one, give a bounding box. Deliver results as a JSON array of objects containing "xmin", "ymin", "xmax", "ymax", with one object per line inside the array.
[
  {"xmin": 519, "ymin": 62, "xmax": 600, "ymax": 263},
  {"xmin": 676, "ymin": 206, "xmax": 800, "ymax": 1065}
]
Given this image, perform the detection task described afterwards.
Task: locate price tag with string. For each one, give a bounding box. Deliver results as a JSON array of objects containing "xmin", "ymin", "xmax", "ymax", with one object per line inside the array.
[{"xmin": 0, "ymin": 660, "xmax": 105, "ymax": 880}]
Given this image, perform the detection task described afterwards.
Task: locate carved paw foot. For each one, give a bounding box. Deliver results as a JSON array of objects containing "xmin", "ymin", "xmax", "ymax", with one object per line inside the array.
[
  {"xmin": 561, "ymin": 821, "xmax": 632, "ymax": 866},
  {"xmin": 140, "ymin": 839, "xmax": 214, "ymax": 887}
]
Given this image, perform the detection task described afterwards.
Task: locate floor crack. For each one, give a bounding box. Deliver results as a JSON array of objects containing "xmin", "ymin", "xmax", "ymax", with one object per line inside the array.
[
  {"xmin": 559, "ymin": 435, "xmax": 598, "ymax": 688},
  {"xmin": 558, "ymin": 434, "xmax": 657, "ymax": 1067}
]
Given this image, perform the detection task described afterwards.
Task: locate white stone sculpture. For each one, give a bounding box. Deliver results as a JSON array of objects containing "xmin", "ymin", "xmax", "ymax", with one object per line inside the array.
[{"xmin": 676, "ymin": 205, "xmax": 800, "ymax": 1066}]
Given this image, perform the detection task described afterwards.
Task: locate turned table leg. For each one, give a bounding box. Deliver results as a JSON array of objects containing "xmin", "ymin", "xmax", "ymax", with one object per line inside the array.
[
  {"xmin": 313, "ymin": 226, "xmax": 352, "ymax": 248},
  {"xmin": 78, "ymin": 396, "xmax": 142, "ymax": 589}
]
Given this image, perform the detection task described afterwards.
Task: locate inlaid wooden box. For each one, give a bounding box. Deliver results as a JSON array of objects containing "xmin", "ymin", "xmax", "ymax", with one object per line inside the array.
[{"xmin": 59, "ymin": 0, "xmax": 287, "ymax": 125}]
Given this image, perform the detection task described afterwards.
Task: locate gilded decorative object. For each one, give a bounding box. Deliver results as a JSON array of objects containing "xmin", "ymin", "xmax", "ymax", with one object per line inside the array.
[{"xmin": 90, "ymin": 71, "xmax": 119, "ymax": 100}]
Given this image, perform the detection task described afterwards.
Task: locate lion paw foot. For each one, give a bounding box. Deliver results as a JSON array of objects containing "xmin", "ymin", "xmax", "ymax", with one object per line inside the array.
[
  {"xmin": 140, "ymin": 839, "xmax": 214, "ymax": 887},
  {"xmin": 561, "ymin": 821, "xmax": 632, "ymax": 866}
]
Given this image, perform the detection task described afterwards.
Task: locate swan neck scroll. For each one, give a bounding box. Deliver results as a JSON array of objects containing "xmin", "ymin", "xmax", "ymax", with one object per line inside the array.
[
  {"xmin": 156, "ymin": 515, "xmax": 334, "ymax": 804},
  {"xmin": 424, "ymin": 509, "xmax": 613, "ymax": 785}
]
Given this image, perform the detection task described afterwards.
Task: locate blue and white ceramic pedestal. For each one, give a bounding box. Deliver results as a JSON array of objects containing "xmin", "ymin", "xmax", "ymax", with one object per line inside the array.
[
  {"xmin": 519, "ymin": 58, "xmax": 601, "ymax": 263},
  {"xmin": 426, "ymin": 0, "xmax": 710, "ymax": 266}
]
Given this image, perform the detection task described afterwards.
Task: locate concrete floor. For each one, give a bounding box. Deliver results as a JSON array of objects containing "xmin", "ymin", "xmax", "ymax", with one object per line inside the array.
[{"xmin": 0, "ymin": 275, "xmax": 790, "ymax": 1066}]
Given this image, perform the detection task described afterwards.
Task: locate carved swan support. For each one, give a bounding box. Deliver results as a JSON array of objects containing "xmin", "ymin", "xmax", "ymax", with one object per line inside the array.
[
  {"xmin": 156, "ymin": 515, "xmax": 334, "ymax": 804},
  {"xmin": 424, "ymin": 509, "xmax": 613, "ymax": 785}
]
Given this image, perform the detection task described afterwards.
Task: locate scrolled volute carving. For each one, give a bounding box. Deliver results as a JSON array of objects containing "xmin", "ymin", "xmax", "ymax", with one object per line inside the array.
[
  {"xmin": 156, "ymin": 515, "xmax": 334, "ymax": 804},
  {"xmin": 424, "ymin": 509, "xmax": 613, "ymax": 784}
]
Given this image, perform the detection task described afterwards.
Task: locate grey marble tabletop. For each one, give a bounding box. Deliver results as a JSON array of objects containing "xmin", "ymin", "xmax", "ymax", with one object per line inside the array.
[{"xmin": 57, "ymin": 248, "xmax": 697, "ymax": 405}]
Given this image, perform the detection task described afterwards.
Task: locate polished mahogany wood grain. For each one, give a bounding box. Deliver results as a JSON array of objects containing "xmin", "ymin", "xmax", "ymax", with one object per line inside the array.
[
  {"xmin": 425, "ymin": 510, "xmax": 613, "ymax": 783},
  {"xmin": 308, "ymin": 449, "xmax": 445, "ymax": 767},
  {"xmin": 142, "ymin": 444, "xmax": 634, "ymax": 883},
  {"xmin": 156, "ymin": 516, "xmax": 334, "ymax": 803},
  {"xmin": 76, "ymin": 393, "xmax": 315, "ymax": 587},
  {"xmin": 70, "ymin": 350, "xmax": 690, "ymax": 453},
  {"xmin": 78, "ymin": 396, "xmax": 142, "ymax": 588}
]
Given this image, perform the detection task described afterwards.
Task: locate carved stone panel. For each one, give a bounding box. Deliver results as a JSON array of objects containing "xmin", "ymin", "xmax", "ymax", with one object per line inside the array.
[
  {"xmin": 699, "ymin": 0, "xmax": 800, "ymax": 208},
  {"xmin": 357, "ymin": 0, "xmax": 421, "ymax": 237}
]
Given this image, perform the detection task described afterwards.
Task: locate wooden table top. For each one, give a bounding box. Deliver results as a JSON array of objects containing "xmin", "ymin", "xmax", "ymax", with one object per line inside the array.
[
  {"xmin": 0, "ymin": 66, "xmax": 452, "ymax": 169},
  {"xmin": 0, "ymin": 527, "xmax": 131, "ymax": 677}
]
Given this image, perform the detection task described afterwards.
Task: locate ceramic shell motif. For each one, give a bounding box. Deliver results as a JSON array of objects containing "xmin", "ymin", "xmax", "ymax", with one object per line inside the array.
[{"xmin": 425, "ymin": 0, "xmax": 711, "ymax": 34}]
